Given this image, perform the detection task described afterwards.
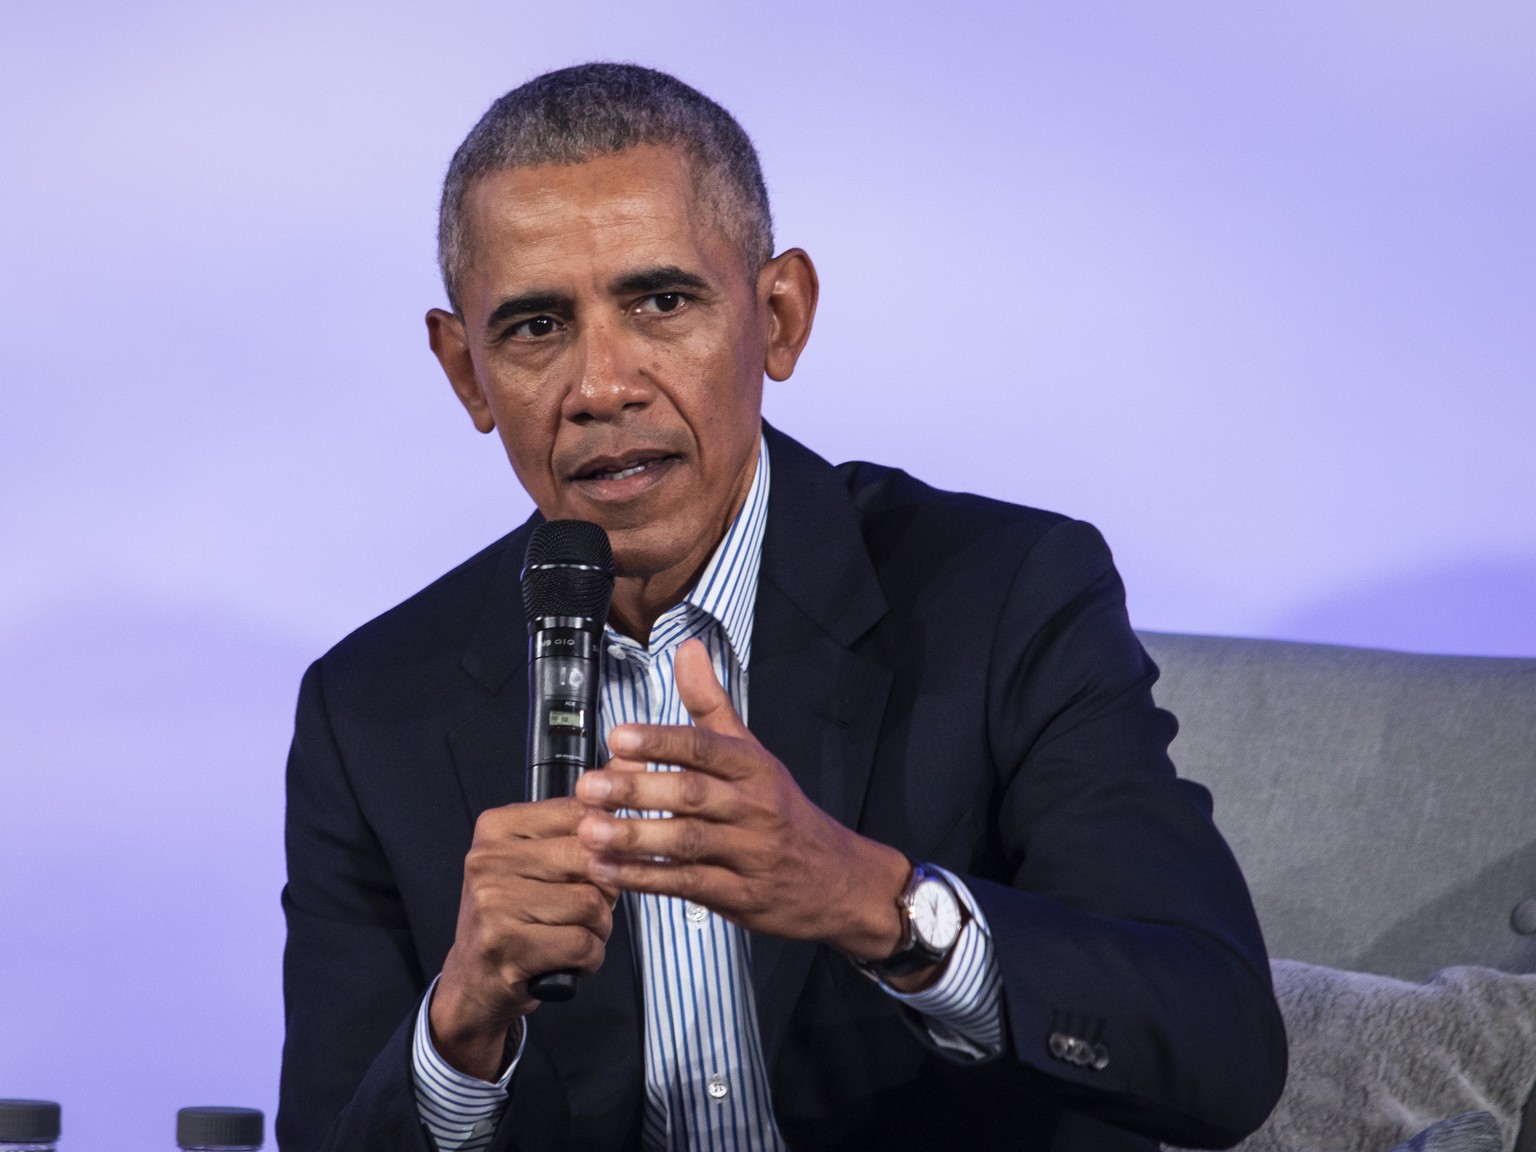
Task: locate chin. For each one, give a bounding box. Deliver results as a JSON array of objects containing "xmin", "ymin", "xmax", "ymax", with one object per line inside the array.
[{"xmin": 604, "ymin": 521, "xmax": 695, "ymax": 581}]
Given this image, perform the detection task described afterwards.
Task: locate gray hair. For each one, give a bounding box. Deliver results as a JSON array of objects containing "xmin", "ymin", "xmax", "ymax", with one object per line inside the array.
[{"xmin": 438, "ymin": 63, "xmax": 775, "ymax": 314}]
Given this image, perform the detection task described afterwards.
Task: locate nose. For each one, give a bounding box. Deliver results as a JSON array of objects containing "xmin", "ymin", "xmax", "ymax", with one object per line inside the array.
[{"xmin": 562, "ymin": 317, "xmax": 654, "ymax": 424}]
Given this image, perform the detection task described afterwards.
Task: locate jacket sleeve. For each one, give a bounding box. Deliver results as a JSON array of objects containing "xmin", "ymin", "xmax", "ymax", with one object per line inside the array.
[
  {"xmin": 277, "ymin": 658, "xmax": 437, "ymax": 1152},
  {"xmin": 970, "ymin": 518, "xmax": 1287, "ymax": 1149}
]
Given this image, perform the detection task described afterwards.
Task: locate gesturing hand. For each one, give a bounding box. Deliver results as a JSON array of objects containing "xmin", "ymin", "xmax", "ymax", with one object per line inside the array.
[{"xmin": 574, "ymin": 638, "xmax": 911, "ymax": 962}]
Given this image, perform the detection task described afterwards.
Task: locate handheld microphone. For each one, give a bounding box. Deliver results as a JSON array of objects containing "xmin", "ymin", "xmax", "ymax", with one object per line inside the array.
[{"xmin": 520, "ymin": 519, "xmax": 614, "ymax": 1002}]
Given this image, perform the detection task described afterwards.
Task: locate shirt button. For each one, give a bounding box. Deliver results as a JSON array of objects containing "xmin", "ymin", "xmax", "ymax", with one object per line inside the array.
[
  {"xmin": 469, "ymin": 1118, "xmax": 496, "ymax": 1138},
  {"xmin": 707, "ymin": 1074, "xmax": 729, "ymax": 1100},
  {"xmin": 685, "ymin": 901, "xmax": 708, "ymax": 926},
  {"xmin": 608, "ymin": 645, "xmax": 627, "ymax": 660}
]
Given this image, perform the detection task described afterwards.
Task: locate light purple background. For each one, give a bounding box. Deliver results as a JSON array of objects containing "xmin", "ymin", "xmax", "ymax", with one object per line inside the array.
[{"xmin": 2, "ymin": 2, "xmax": 1533, "ymax": 1147}]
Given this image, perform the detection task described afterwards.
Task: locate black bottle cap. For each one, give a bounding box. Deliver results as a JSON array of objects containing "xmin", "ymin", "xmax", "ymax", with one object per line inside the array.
[
  {"xmin": 176, "ymin": 1106, "xmax": 264, "ymax": 1149},
  {"xmin": 0, "ymin": 1100, "xmax": 61, "ymax": 1143}
]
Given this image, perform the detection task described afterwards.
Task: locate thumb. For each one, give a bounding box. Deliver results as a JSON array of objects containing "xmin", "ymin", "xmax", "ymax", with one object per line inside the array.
[{"xmin": 674, "ymin": 638, "xmax": 750, "ymax": 739}]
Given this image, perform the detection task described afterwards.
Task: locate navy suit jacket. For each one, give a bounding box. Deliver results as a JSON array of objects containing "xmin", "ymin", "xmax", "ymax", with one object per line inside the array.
[{"xmin": 278, "ymin": 425, "xmax": 1286, "ymax": 1152}]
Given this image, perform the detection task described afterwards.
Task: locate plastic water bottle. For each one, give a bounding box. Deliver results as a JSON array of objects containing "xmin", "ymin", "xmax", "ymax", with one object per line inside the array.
[
  {"xmin": 175, "ymin": 1107, "xmax": 263, "ymax": 1151},
  {"xmin": 0, "ymin": 1100, "xmax": 60, "ymax": 1151}
]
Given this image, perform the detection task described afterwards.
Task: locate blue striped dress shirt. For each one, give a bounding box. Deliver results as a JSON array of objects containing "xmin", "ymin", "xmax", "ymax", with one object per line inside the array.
[{"xmin": 412, "ymin": 437, "xmax": 1004, "ymax": 1151}]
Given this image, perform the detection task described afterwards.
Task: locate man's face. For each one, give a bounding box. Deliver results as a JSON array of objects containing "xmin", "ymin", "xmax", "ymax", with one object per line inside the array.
[{"xmin": 431, "ymin": 145, "xmax": 807, "ymax": 596}]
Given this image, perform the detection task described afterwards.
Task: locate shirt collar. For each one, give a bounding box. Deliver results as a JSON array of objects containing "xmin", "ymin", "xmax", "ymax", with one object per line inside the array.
[{"xmin": 682, "ymin": 433, "xmax": 770, "ymax": 666}]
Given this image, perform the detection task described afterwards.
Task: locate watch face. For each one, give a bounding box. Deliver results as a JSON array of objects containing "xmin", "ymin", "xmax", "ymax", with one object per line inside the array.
[{"xmin": 910, "ymin": 876, "xmax": 962, "ymax": 952}]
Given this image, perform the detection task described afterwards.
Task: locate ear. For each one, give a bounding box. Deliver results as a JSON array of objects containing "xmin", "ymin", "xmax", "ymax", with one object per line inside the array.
[
  {"xmin": 758, "ymin": 249, "xmax": 819, "ymax": 382},
  {"xmin": 426, "ymin": 308, "xmax": 496, "ymax": 433}
]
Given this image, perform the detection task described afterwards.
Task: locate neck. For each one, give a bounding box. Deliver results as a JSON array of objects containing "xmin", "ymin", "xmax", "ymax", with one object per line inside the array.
[{"xmin": 607, "ymin": 572, "xmax": 694, "ymax": 645}]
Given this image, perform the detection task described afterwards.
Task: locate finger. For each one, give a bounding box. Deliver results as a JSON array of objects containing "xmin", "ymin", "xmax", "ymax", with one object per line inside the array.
[
  {"xmin": 607, "ymin": 723, "xmax": 756, "ymax": 782},
  {"xmin": 673, "ymin": 638, "xmax": 751, "ymax": 738},
  {"xmin": 508, "ymin": 878, "xmax": 614, "ymax": 933},
  {"xmin": 576, "ymin": 766, "xmax": 736, "ymax": 817},
  {"xmin": 475, "ymin": 795, "xmax": 584, "ymax": 843},
  {"xmin": 503, "ymin": 923, "xmax": 608, "ymax": 979},
  {"xmin": 587, "ymin": 854, "xmax": 739, "ymax": 908},
  {"xmin": 466, "ymin": 833, "xmax": 594, "ymax": 885},
  {"xmin": 598, "ymin": 755, "xmax": 649, "ymax": 774},
  {"xmin": 578, "ymin": 812, "xmax": 746, "ymax": 863}
]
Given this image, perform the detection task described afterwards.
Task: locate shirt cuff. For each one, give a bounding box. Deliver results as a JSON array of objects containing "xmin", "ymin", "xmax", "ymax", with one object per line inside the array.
[
  {"xmin": 868, "ymin": 865, "xmax": 1005, "ymax": 1061},
  {"xmin": 411, "ymin": 975, "xmax": 524, "ymax": 1152}
]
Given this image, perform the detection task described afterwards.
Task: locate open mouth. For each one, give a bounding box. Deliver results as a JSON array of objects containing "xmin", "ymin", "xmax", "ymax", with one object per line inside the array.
[
  {"xmin": 570, "ymin": 451, "xmax": 680, "ymax": 491},
  {"xmin": 585, "ymin": 458, "xmax": 662, "ymax": 481}
]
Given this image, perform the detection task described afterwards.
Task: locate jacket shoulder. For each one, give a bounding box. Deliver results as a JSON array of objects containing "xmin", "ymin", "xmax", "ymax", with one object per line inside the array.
[
  {"xmin": 838, "ymin": 457, "xmax": 1070, "ymax": 529},
  {"xmin": 834, "ymin": 458, "xmax": 1099, "ymax": 582},
  {"xmin": 317, "ymin": 528, "xmax": 521, "ymax": 690}
]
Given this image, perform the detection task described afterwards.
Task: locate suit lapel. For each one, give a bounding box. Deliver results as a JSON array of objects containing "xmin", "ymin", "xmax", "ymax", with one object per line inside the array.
[
  {"xmin": 450, "ymin": 522, "xmax": 645, "ymax": 1144},
  {"xmin": 451, "ymin": 522, "xmax": 533, "ymax": 814},
  {"xmin": 747, "ymin": 427, "xmax": 893, "ymax": 1068}
]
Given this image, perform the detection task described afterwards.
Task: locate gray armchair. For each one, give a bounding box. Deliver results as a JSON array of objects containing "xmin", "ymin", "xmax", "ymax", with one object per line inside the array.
[{"xmin": 1139, "ymin": 632, "xmax": 1536, "ymax": 1151}]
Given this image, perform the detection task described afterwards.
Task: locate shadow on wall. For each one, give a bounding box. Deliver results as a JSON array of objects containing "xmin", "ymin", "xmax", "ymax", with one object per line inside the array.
[
  {"xmin": 1271, "ymin": 556, "xmax": 1536, "ymax": 658},
  {"xmin": 0, "ymin": 598, "xmax": 311, "ymax": 1150}
]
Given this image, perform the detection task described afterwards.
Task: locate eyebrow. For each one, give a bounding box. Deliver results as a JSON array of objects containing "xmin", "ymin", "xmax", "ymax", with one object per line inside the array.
[
  {"xmin": 486, "ymin": 291, "xmax": 569, "ymax": 330},
  {"xmin": 611, "ymin": 266, "xmax": 712, "ymax": 296}
]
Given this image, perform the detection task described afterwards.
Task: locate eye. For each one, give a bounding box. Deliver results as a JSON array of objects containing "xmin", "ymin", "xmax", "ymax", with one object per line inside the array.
[
  {"xmin": 636, "ymin": 293, "xmax": 686, "ymax": 315},
  {"xmin": 510, "ymin": 315, "xmax": 562, "ymax": 339}
]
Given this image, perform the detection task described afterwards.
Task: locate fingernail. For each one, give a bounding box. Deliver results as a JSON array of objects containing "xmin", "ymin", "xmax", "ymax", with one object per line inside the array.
[
  {"xmin": 610, "ymin": 729, "xmax": 640, "ymax": 753},
  {"xmin": 585, "ymin": 818, "xmax": 614, "ymax": 846},
  {"xmin": 580, "ymin": 774, "xmax": 612, "ymax": 801},
  {"xmin": 590, "ymin": 857, "xmax": 619, "ymax": 882}
]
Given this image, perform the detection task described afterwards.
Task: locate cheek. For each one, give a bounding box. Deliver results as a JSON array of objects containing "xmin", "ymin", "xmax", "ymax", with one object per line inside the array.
[
  {"xmin": 483, "ymin": 382, "xmax": 565, "ymax": 495},
  {"xmin": 493, "ymin": 426, "xmax": 548, "ymax": 499},
  {"xmin": 673, "ymin": 325, "xmax": 764, "ymax": 426},
  {"xmin": 475, "ymin": 342, "xmax": 570, "ymax": 425}
]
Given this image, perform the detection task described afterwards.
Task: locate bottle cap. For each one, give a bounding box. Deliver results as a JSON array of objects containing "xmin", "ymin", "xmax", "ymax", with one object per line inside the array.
[
  {"xmin": 176, "ymin": 1107, "xmax": 263, "ymax": 1149},
  {"xmin": 0, "ymin": 1100, "xmax": 61, "ymax": 1143}
]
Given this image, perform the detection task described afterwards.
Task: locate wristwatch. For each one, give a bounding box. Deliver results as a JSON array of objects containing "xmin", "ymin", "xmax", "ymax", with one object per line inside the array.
[{"xmin": 855, "ymin": 862, "xmax": 966, "ymax": 980}]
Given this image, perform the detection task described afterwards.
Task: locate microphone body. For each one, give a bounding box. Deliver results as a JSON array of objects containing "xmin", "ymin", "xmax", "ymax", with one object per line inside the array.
[
  {"xmin": 525, "ymin": 615, "xmax": 603, "ymax": 807},
  {"xmin": 520, "ymin": 520, "xmax": 614, "ymax": 1003}
]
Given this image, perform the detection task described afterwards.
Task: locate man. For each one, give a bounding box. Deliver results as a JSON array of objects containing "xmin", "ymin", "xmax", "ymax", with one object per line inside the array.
[{"xmin": 279, "ymin": 64, "xmax": 1286, "ymax": 1151}]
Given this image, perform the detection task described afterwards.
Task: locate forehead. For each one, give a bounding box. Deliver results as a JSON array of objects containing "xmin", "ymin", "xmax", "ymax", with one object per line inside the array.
[{"xmin": 458, "ymin": 145, "xmax": 732, "ymax": 300}]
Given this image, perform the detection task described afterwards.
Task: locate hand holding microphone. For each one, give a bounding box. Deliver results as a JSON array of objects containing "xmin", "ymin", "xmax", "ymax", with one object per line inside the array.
[{"xmin": 427, "ymin": 520, "xmax": 614, "ymax": 1080}]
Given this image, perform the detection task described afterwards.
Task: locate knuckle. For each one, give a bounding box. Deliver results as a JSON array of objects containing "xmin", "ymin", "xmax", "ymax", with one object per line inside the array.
[
  {"xmin": 740, "ymin": 883, "xmax": 770, "ymax": 920},
  {"xmin": 676, "ymin": 820, "xmax": 705, "ymax": 862},
  {"xmin": 680, "ymin": 771, "xmax": 709, "ymax": 812},
  {"xmin": 604, "ymin": 774, "xmax": 632, "ymax": 806},
  {"xmin": 576, "ymin": 932, "xmax": 605, "ymax": 970},
  {"xmin": 560, "ymin": 837, "xmax": 587, "ymax": 875},
  {"xmin": 466, "ymin": 885, "xmax": 498, "ymax": 923},
  {"xmin": 742, "ymin": 840, "xmax": 775, "ymax": 873},
  {"xmin": 611, "ymin": 819, "xmax": 639, "ymax": 853},
  {"xmin": 578, "ymin": 885, "xmax": 606, "ymax": 922},
  {"xmin": 471, "ymin": 808, "xmax": 504, "ymax": 846}
]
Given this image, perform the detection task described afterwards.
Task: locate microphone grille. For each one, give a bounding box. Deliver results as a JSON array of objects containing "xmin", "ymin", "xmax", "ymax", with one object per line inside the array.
[
  {"xmin": 524, "ymin": 519, "xmax": 614, "ymax": 568},
  {"xmin": 521, "ymin": 520, "xmax": 615, "ymax": 620}
]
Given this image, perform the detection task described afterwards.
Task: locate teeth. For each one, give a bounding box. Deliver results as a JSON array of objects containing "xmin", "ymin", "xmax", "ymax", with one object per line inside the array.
[{"xmin": 600, "ymin": 462, "xmax": 648, "ymax": 481}]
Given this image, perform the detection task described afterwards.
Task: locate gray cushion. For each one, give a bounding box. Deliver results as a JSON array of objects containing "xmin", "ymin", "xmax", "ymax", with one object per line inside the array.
[
  {"xmin": 1137, "ymin": 632, "xmax": 1536, "ymax": 980},
  {"xmin": 1167, "ymin": 961, "xmax": 1536, "ymax": 1152}
]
